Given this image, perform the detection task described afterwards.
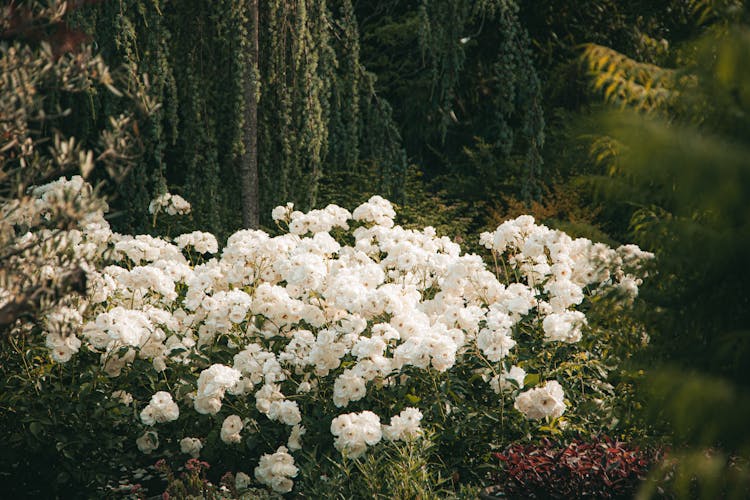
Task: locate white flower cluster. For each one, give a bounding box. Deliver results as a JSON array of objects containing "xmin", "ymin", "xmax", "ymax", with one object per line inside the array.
[
  {"xmin": 283, "ymin": 204, "xmax": 351, "ymax": 235},
  {"xmin": 180, "ymin": 437, "xmax": 203, "ymax": 458},
  {"xmin": 148, "ymin": 192, "xmax": 191, "ymax": 216},
  {"xmin": 382, "ymin": 407, "xmax": 423, "ymax": 441},
  {"xmin": 140, "ymin": 391, "xmax": 180, "ymax": 425},
  {"xmin": 235, "ymin": 471, "xmax": 252, "ymax": 490},
  {"xmin": 28, "ymin": 175, "xmax": 107, "ymax": 227},
  {"xmin": 287, "ymin": 424, "xmax": 306, "ymax": 451},
  {"xmin": 194, "ymin": 364, "xmax": 241, "ymax": 415},
  {"xmin": 86, "ymin": 306, "xmax": 155, "ymax": 348},
  {"xmin": 330, "ymin": 407, "xmax": 423, "ymax": 458},
  {"xmin": 174, "ymin": 231, "xmax": 219, "ymax": 254},
  {"xmin": 220, "ymin": 414, "xmax": 244, "ymax": 444},
  {"xmin": 488, "ymin": 365, "xmax": 526, "ymax": 394},
  {"xmin": 112, "ymin": 390, "xmax": 133, "ymax": 406},
  {"xmin": 136, "ymin": 430, "xmax": 159, "ymax": 454},
  {"xmin": 480, "ymin": 215, "xmax": 653, "ymax": 306},
  {"xmin": 513, "ymin": 380, "xmax": 566, "ymax": 420},
  {"xmin": 542, "ymin": 311, "xmax": 587, "ymax": 343},
  {"xmin": 352, "ymin": 195, "xmax": 396, "ymax": 227},
  {"xmin": 1, "ymin": 176, "xmax": 112, "ymax": 371},
  {"xmin": 330, "ymin": 411, "xmax": 383, "ymax": 459},
  {"xmin": 44, "ymin": 307, "xmax": 83, "ymax": 362},
  {"xmin": 254, "ymin": 446, "xmax": 298, "ymax": 493},
  {"xmin": 11, "ymin": 180, "xmax": 653, "ymax": 495}
]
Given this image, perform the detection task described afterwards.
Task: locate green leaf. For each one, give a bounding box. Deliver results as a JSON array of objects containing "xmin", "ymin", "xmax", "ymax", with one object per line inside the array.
[
  {"xmin": 29, "ymin": 421, "xmax": 42, "ymax": 438},
  {"xmin": 524, "ymin": 373, "xmax": 540, "ymax": 387},
  {"xmin": 79, "ymin": 382, "xmax": 92, "ymax": 396},
  {"xmin": 245, "ymin": 436, "xmax": 259, "ymax": 451}
]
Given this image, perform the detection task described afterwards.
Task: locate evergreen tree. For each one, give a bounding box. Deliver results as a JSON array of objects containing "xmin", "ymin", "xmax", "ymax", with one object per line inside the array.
[
  {"xmin": 356, "ymin": 1, "xmax": 545, "ymax": 203},
  {"xmin": 69, "ymin": 0, "xmax": 406, "ymax": 236}
]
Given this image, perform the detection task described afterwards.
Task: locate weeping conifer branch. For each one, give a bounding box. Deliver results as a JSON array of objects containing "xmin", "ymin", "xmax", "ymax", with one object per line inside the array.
[
  {"xmin": 67, "ymin": 0, "xmax": 406, "ymax": 232},
  {"xmin": 417, "ymin": 0, "xmax": 545, "ymax": 199}
]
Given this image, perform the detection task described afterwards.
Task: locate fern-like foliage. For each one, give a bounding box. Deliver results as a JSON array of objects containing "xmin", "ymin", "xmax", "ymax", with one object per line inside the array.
[
  {"xmin": 581, "ymin": 43, "xmax": 678, "ymax": 113},
  {"xmin": 689, "ymin": 0, "xmax": 745, "ymax": 25},
  {"xmin": 588, "ymin": 21, "xmax": 750, "ymax": 499}
]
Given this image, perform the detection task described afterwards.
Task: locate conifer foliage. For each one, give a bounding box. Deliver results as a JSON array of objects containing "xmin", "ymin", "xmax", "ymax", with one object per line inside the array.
[{"xmin": 68, "ymin": 0, "xmax": 406, "ymax": 236}]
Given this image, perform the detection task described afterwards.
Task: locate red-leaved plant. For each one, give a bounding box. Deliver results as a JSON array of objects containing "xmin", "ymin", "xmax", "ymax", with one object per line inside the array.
[{"xmin": 487, "ymin": 436, "xmax": 662, "ymax": 499}]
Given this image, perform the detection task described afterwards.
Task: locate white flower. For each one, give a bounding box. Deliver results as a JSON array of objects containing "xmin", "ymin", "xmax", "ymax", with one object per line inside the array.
[
  {"xmin": 180, "ymin": 437, "xmax": 203, "ymax": 458},
  {"xmin": 617, "ymin": 275, "xmax": 641, "ymax": 301},
  {"xmin": 542, "ymin": 311, "xmax": 586, "ymax": 343},
  {"xmin": 149, "ymin": 192, "xmax": 191, "ymax": 216},
  {"xmin": 174, "ymin": 231, "xmax": 218, "ymax": 254},
  {"xmin": 221, "ymin": 414, "xmax": 244, "ymax": 444},
  {"xmin": 169, "ymin": 194, "xmax": 191, "ymax": 215},
  {"xmin": 235, "ymin": 471, "xmax": 252, "ymax": 490},
  {"xmin": 112, "ymin": 390, "xmax": 133, "ymax": 405},
  {"xmin": 148, "ymin": 193, "xmax": 170, "ymax": 214},
  {"xmin": 46, "ymin": 332, "xmax": 81, "ymax": 363},
  {"xmin": 352, "ymin": 195, "xmax": 396, "ymax": 227},
  {"xmin": 89, "ymin": 306, "xmax": 155, "ymax": 348},
  {"xmin": 503, "ymin": 366, "xmax": 526, "ymax": 391},
  {"xmin": 153, "ymin": 356, "xmax": 167, "ymax": 372},
  {"xmin": 254, "ymin": 446, "xmax": 298, "ymax": 494},
  {"xmin": 489, "ymin": 366, "xmax": 526, "ymax": 393},
  {"xmin": 267, "ymin": 400, "xmax": 302, "ymax": 426},
  {"xmin": 287, "ymin": 424, "xmax": 306, "ymax": 451},
  {"xmin": 255, "ymin": 383, "xmax": 284, "ymax": 415},
  {"xmin": 383, "ymin": 407, "xmax": 423, "ymax": 441},
  {"xmin": 271, "ymin": 202, "xmax": 294, "ymax": 222},
  {"xmin": 140, "ymin": 391, "xmax": 179, "ymax": 425},
  {"xmin": 333, "ymin": 370, "xmax": 367, "ymax": 407},
  {"xmin": 514, "ymin": 380, "xmax": 566, "ymax": 420},
  {"xmin": 330, "ymin": 411, "xmax": 382, "ymax": 458},
  {"xmin": 194, "ymin": 364, "xmax": 241, "ymax": 415},
  {"xmin": 477, "ymin": 328, "xmax": 516, "ymax": 362},
  {"xmin": 102, "ymin": 348, "xmax": 135, "ymax": 377},
  {"xmin": 545, "ymin": 279, "xmax": 584, "ymax": 312},
  {"xmin": 136, "ymin": 430, "xmax": 159, "ymax": 454},
  {"xmin": 44, "ymin": 307, "xmax": 83, "ymax": 362}
]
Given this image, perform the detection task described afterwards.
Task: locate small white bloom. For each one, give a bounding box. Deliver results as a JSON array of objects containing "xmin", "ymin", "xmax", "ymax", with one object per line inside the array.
[
  {"xmin": 221, "ymin": 414, "xmax": 244, "ymax": 444},
  {"xmin": 153, "ymin": 356, "xmax": 167, "ymax": 372},
  {"xmin": 194, "ymin": 364, "xmax": 241, "ymax": 415},
  {"xmin": 112, "ymin": 390, "xmax": 133, "ymax": 405},
  {"xmin": 180, "ymin": 437, "xmax": 203, "ymax": 458},
  {"xmin": 136, "ymin": 430, "xmax": 159, "ymax": 454},
  {"xmin": 477, "ymin": 328, "xmax": 516, "ymax": 362},
  {"xmin": 491, "ymin": 365, "xmax": 527, "ymax": 394},
  {"xmin": 514, "ymin": 380, "xmax": 566, "ymax": 420},
  {"xmin": 235, "ymin": 471, "xmax": 252, "ymax": 490},
  {"xmin": 287, "ymin": 424, "xmax": 306, "ymax": 451}
]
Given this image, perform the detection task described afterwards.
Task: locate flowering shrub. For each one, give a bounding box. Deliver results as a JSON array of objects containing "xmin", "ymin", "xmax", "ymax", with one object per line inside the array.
[
  {"xmin": 149, "ymin": 192, "xmax": 192, "ymax": 217},
  {"xmin": 155, "ymin": 458, "xmax": 282, "ymax": 499},
  {"xmin": 489, "ymin": 436, "xmax": 661, "ymax": 499},
  {"xmin": 0, "ymin": 177, "xmax": 653, "ymax": 495}
]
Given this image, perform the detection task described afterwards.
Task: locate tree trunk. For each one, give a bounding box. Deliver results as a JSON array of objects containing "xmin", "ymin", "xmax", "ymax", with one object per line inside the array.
[{"xmin": 240, "ymin": 0, "xmax": 260, "ymax": 228}]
